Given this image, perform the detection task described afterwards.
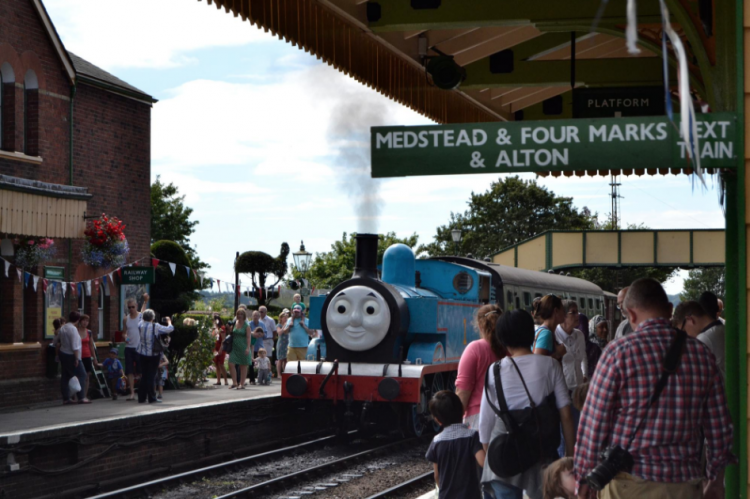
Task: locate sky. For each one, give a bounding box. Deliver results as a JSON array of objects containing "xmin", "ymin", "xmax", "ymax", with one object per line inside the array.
[{"xmin": 44, "ymin": 0, "xmax": 726, "ymax": 294}]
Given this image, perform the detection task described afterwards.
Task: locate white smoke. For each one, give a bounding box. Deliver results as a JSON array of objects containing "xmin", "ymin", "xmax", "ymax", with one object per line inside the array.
[{"xmin": 327, "ymin": 100, "xmax": 388, "ymax": 234}]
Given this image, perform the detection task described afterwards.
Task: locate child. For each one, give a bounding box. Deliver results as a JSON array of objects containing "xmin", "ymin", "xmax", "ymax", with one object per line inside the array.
[
  {"xmin": 97, "ymin": 348, "xmax": 124, "ymax": 400},
  {"xmin": 543, "ymin": 457, "xmax": 576, "ymax": 499},
  {"xmin": 425, "ymin": 390, "xmax": 485, "ymax": 499},
  {"xmin": 255, "ymin": 348, "xmax": 272, "ymax": 385},
  {"xmin": 156, "ymin": 353, "xmax": 169, "ymax": 400},
  {"xmin": 292, "ymin": 293, "xmax": 306, "ymax": 314}
]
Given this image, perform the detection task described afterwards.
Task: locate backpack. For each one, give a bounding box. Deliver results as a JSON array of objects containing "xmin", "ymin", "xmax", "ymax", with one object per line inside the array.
[
  {"xmin": 146, "ymin": 323, "xmax": 170, "ymax": 355},
  {"xmin": 484, "ymin": 359, "xmax": 560, "ymax": 478}
]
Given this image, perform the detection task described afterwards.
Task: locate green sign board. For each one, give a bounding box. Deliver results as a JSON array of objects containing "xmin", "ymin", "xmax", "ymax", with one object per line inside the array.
[
  {"xmin": 44, "ymin": 266, "xmax": 65, "ymax": 280},
  {"xmin": 121, "ymin": 267, "xmax": 155, "ymax": 285},
  {"xmin": 370, "ymin": 113, "xmax": 737, "ymax": 178}
]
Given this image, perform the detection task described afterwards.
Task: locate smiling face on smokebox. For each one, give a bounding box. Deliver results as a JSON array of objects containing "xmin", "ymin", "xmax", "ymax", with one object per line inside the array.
[{"xmin": 326, "ymin": 286, "xmax": 390, "ymax": 351}]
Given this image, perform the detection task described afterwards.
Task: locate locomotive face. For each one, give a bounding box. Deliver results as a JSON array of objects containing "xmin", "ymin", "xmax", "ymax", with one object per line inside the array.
[{"xmin": 326, "ymin": 286, "xmax": 391, "ymax": 351}]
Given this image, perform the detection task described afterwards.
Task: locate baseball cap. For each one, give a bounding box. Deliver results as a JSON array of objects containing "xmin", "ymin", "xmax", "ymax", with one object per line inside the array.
[
  {"xmin": 293, "ymin": 305, "xmax": 302, "ymax": 310},
  {"xmin": 110, "ymin": 348, "xmax": 119, "ymax": 354}
]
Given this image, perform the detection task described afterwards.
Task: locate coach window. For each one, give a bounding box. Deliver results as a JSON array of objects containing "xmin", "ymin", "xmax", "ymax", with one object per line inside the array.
[
  {"xmin": 579, "ymin": 297, "xmax": 585, "ymax": 310},
  {"xmin": 23, "ymin": 70, "xmax": 39, "ymax": 156},
  {"xmin": 588, "ymin": 298, "xmax": 594, "ymax": 310},
  {"xmin": 596, "ymin": 299, "xmax": 601, "ymax": 311},
  {"xmin": 523, "ymin": 292, "xmax": 531, "ymax": 310},
  {"xmin": 506, "ymin": 291, "xmax": 513, "ymax": 309}
]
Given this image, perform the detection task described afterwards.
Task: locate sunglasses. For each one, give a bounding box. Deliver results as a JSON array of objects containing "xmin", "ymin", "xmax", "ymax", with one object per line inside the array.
[{"xmin": 128, "ymin": 306, "xmax": 136, "ymax": 309}]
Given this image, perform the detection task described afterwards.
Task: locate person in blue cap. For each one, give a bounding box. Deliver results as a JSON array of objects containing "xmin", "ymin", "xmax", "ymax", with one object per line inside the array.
[{"xmin": 97, "ymin": 348, "xmax": 124, "ymax": 400}]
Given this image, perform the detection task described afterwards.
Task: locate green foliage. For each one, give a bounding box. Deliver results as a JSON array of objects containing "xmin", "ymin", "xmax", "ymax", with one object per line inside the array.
[
  {"xmin": 235, "ymin": 243, "xmax": 290, "ymax": 305},
  {"xmin": 572, "ymin": 221, "xmax": 677, "ymax": 292},
  {"xmin": 303, "ymin": 232, "xmax": 419, "ymax": 289},
  {"xmin": 418, "ymin": 176, "xmax": 596, "ymax": 259},
  {"xmin": 680, "ymin": 267, "xmax": 725, "ymax": 302},
  {"xmin": 151, "ymin": 176, "xmax": 207, "ymax": 271},
  {"xmin": 176, "ymin": 316, "xmax": 216, "ymax": 388},
  {"xmin": 192, "ymin": 294, "xmax": 233, "ymax": 313},
  {"xmin": 150, "ymin": 240, "xmax": 200, "ymax": 318}
]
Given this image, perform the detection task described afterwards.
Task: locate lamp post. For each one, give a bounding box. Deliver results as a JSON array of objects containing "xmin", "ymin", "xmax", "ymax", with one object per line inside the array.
[
  {"xmin": 293, "ymin": 241, "xmax": 313, "ymax": 300},
  {"xmin": 450, "ymin": 228, "xmax": 462, "ymax": 256}
]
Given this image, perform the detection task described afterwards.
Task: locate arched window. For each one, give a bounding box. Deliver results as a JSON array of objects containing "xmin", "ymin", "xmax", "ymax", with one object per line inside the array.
[
  {"xmin": 0, "ymin": 62, "xmax": 15, "ymax": 152},
  {"xmin": 23, "ymin": 70, "xmax": 38, "ymax": 156}
]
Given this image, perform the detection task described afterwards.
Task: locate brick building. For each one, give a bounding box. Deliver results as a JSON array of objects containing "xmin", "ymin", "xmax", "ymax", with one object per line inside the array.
[{"xmin": 0, "ymin": 0, "xmax": 154, "ymax": 407}]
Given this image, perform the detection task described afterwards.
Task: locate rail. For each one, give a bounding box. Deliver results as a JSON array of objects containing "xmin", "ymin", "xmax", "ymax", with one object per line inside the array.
[{"xmin": 363, "ymin": 471, "xmax": 434, "ymax": 499}]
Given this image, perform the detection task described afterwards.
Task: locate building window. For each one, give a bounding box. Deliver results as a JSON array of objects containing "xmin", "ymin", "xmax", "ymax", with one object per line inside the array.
[
  {"xmin": 0, "ymin": 62, "xmax": 15, "ymax": 152},
  {"xmin": 23, "ymin": 70, "xmax": 39, "ymax": 157},
  {"xmin": 98, "ymin": 285, "xmax": 105, "ymax": 339}
]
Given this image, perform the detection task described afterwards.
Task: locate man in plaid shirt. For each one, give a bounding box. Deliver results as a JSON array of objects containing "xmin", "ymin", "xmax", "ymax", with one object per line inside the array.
[{"xmin": 575, "ymin": 278, "xmax": 735, "ymax": 499}]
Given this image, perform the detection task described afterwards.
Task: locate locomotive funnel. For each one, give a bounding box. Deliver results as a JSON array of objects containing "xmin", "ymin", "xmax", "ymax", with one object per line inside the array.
[{"xmin": 353, "ymin": 233, "xmax": 379, "ymax": 280}]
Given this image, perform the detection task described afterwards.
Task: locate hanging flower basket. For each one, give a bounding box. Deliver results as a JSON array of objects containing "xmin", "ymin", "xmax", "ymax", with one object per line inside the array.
[
  {"xmin": 14, "ymin": 237, "xmax": 56, "ymax": 269},
  {"xmin": 81, "ymin": 213, "xmax": 129, "ymax": 269}
]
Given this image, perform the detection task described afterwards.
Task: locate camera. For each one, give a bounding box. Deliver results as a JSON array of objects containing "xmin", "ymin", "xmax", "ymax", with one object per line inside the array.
[{"xmin": 585, "ymin": 445, "xmax": 634, "ymax": 491}]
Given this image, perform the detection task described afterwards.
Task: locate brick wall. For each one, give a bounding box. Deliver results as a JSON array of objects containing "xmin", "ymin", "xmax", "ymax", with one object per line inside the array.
[
  {"xmin": 0, "ymin": 398, "xmax": 330, "ymax": 499},
  {"xmin": 0, "ymin": 0, "xmax": 152, "ymax": 405}
]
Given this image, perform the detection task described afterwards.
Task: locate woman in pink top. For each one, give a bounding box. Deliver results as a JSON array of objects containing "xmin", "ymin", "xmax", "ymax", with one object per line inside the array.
[{"xmin": 455, "ymin": 303, "xmax": 504, "ymax": 428}]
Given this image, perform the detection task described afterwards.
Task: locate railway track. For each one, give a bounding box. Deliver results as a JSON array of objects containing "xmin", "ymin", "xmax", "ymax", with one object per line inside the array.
[
  {"xmin": 212, "ymin": 438, "xmax": 418, "ymax": 499},
  {"xmin": 87, "ymin": 433, "xmax": 346, "ymax": 499},
  {"xmin": 363, "ymin": 471, "xmax": 434, "ymax": 499}
]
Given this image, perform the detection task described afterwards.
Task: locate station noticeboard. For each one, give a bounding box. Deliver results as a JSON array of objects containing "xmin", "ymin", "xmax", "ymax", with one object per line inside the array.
[
  {"xmin": 370, "ymin": 113, "xmax": 737, "ymax": 178},
  {"xmin": 44, "ymin": 266, "xmax": 65, "ymax": 339},
  {"xmin": 121, "ymin": 266, "xmax": 155, "ymax": 285}
]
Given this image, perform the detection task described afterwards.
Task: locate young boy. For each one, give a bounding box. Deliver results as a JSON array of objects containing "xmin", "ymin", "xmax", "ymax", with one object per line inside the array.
[
  {"xmin": 425, "ymin": 390, "xmax": 485, "ymax": 499},
  {"xmin": 292, "ymin": 293, "xmax": 306, "ymax": 314},
  {"xmin": 255, "ymin": 348, "xmax": 272, "ymax": 385},
  {"xmin": 156, "ymin": 353, "xmax": 169, "ymax": 400},
  {"xmin": 97, "ymin": 348, "xmax": 124, "ymax": 400}
]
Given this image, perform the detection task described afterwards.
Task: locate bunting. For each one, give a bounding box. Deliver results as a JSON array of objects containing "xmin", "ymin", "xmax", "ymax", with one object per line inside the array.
[
  {"xmin": 169, "ymin": 262, "xmax": 176, "ymax": 276},
  {"xmin": 3, "ymin": 260, "xmax": 8, "ymax": 278}
]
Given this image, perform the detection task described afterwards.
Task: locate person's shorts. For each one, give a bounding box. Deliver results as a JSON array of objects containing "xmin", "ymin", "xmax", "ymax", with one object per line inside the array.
[
  {"xmin": 124, "ymin": 348, "xmax": 140, "ymax": 375},
  {"xmin": 287, "ymin": 347, "xmax": 308, "ymax": 362},
  {"xmin": 156, "ymin": 376, "xmax": 166, "ymax": 387},
  {"xmin": 81, "ymin": 357, "xmax": 94, "ymax": 374}
]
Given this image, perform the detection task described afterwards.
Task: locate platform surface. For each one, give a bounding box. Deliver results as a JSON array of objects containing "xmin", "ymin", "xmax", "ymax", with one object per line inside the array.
[{"xmin": 0, "ymin": 382, "xmax": 280, "ymax": 437}]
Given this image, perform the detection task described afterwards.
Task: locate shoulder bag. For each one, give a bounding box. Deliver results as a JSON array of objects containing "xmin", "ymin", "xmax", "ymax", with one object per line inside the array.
[
  {"xmin": 484, "ymin": 358, "xmax": 561, "ymax": 478},
  {"xmin": 222, "ymin": 333, "xmax": 234, "ymax": 353}
]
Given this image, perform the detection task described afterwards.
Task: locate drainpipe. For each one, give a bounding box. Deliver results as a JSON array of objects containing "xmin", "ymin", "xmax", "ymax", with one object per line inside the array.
[{"xmin": 68, "ymin": 84, "xmax": 76, "ymax": 315}]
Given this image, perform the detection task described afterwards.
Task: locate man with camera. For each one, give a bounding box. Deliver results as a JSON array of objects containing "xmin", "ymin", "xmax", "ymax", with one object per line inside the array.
[{"xmin": 574, "ymin": 278, "xmax": 735, "ymax": 499}]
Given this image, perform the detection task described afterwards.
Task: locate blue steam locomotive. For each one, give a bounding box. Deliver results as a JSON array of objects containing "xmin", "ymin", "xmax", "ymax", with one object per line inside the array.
[{"xmin": 281, "ymin": 234, "xmax": 606, "ymax": 435}]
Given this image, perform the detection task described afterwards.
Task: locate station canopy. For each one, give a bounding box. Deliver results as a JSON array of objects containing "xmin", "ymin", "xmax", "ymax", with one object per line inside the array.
[{"xmin": 201, "ymin": 0, "xmax": 720, "ymax": 177}]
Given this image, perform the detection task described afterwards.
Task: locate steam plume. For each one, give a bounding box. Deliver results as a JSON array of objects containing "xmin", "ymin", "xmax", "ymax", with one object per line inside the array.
[{"xmin": 328, "ymin": 100, "xmax": 388, "ymax": 234}]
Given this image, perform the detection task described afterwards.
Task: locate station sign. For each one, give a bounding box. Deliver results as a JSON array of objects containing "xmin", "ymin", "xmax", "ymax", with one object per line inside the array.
[
  {"xmin": 572, "ymin": 87, "xmax": 665, "ymax": 118},
  {"xmin": 121, "ymin": 266, "xmax": 155, "ymax": 285},
  {"xmin": 370, "ymin": 113, "xmax": 737, "ymax": 178},
  {"xmin": 44, "ymin": 266, "xmax": 65, "ymax": 280}
]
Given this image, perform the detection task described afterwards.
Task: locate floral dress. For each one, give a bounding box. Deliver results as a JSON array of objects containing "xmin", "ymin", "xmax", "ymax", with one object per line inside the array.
[{"xmin": 228, "ymin": 322, "xmax": 254, "ymax": 366}]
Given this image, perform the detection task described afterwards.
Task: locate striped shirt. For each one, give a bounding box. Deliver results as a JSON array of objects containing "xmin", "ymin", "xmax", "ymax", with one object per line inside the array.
[
  {"xmin": 136, "ymin": 321, "xmax": 174, "ymax": 357},
  {"xmin": 574, "ymin": 318, "xmax": 736, "ymax": 485}
]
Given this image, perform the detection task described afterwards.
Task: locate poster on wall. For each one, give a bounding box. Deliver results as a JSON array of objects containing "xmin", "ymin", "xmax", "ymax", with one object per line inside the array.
[{"xmin": 44, "ymin": 267, "xmax": 65, "ymax": 339}]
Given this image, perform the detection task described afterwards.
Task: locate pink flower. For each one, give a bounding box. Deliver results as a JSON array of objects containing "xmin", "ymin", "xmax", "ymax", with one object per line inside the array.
[{"xmin": 27, "ymin": 240, "xmax": 35, "ymax": 246}]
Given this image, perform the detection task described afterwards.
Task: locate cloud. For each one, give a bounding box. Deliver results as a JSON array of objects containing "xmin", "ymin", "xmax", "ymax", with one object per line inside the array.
[{"xmin": 44, "ymin": 0, "xmax": 270, "ymax": 70}]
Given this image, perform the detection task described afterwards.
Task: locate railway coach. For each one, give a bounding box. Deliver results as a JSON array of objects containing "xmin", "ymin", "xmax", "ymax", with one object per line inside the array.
[{"xmin": 282, "ymin": 234, "xmax": 608, "ymax": 435}]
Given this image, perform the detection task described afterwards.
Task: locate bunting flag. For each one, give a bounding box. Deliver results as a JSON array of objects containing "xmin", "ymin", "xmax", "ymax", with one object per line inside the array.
[
  {"xmin": 152, "ymin": 258, "xmax": 160, "ymax": 268},
  {"xmin": 42, "ymin": 278, "xmax": 48, "ymax": 294},
  {"xmin": 32, "ymin": 276, "xmax": 39, "ymax": 292},
  {"xmin": 168, "ymin": 262, "xmax": 176, "ymax": 276},
  {"xmin": 61, "ymin": 282, "xmax": 67, "ymax": 298},
  {"xmin": 85, "ymin": 280, "xmax": 92, "ymax": 296},
  {"xmin": 217, "ymin": 279, "xmax": 221, "ymax": 292},
  {"xmin": 24, "ymin": 272, "xmax": 31, "ymax": 288},
  {"xmin": 116, "ymin": 268, "xmax": 122, "ymax": 279},
  {"xmin": 16, "ymin": 268, "xmax": 22, "ymax": 282},
  {"xmin": 103, "ymin": 275, "xmax": 108, "ymax": 292},
  {"xmin": 3, "ymin": 260, "xmax": 8, "ymax": 278},
  {"xmin": 184, "ymin": 265, "xmax": 191, "ymax": 278},
  {"xmin": 77, "ymin": 283, "xmax": 83, "ymax": 298}
]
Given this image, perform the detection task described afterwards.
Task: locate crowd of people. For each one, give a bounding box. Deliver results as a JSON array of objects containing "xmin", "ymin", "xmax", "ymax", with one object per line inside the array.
[{"xmin": 428, "ymin": 278, "xmax": 733, "ymax": 499}]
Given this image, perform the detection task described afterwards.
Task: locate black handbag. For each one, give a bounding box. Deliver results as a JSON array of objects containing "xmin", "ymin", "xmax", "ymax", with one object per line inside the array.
[
  {"xmin": 222, "ymin": 334, "xmax": 233, "ymax": 353},
  {"xmin": 484, "ymin": 358, "xmax": 560, "ymax": 478}
]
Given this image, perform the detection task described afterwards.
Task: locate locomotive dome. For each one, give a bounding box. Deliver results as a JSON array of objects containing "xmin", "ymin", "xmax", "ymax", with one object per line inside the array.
[{"xmin": 382, "ymin": 244, "xmax": 416, "ymax": 288}]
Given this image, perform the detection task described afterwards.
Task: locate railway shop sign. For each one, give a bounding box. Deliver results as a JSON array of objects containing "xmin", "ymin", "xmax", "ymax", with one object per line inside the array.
[
  {"xmin": 370, "ymin": 113, "xmax": 737, "ymax": 177},
  {"xmin": 121, "ymin": 266, "xmax": 155, "ymax": 285}
]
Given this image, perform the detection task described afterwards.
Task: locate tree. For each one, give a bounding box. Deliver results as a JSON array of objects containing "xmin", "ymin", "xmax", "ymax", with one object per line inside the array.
[
  {"xmin": 572, "ymin": 221, "xmax": 678, "ymax": 292},
  {"xmin": 679, "ymin": 267, "xmax": 725, "ymax": 302},
  {"xmin": 418, "ymin": 176, "xmax": 596, "ymax": 259},
  {"xmin": 150, "ymin": 240, "xmax": 201, "ymax": 318},
  {"xmin": 303, "ymin": 232, "xmax": 419, "ymax": 290},
  {"xmin": 151, "ymin": 176, "xmax": 207, "ymax": 271},
  {"xmin": 235, "ymin": 243, "xmax": 290, "ymax": 306}
]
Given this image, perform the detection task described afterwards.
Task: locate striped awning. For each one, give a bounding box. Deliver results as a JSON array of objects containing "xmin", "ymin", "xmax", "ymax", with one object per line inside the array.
[{"xmin": 0, "ymin": 176, "xmax": 90, "ymax": 239}]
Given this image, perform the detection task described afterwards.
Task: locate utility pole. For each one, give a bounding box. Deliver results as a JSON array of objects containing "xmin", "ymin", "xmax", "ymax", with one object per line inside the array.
[
  {"xmin": 609, "ymin": 173, "xmax": 623, "ymax": 230},
  {"xmin": 234, "ymin": 251, "xmax": 240, "ymax": 314}
]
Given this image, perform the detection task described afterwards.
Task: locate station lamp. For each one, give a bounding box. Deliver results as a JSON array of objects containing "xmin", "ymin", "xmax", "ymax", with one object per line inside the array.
[
  {"xmin": 451, "ymin": 228, "xmax": 462, "ymax": 256},
  {"xmin": 293, "ymin": 241, "xmax": 313, "ymax": 275}
]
